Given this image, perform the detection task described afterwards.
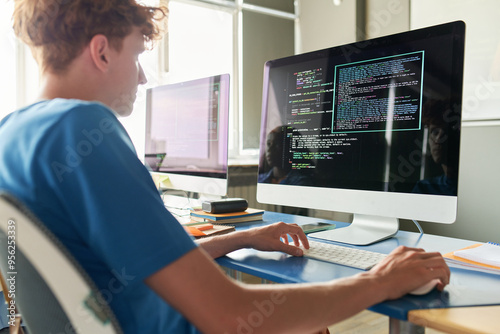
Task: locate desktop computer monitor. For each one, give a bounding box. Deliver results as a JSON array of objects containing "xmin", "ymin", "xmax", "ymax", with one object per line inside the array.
[
  {"xmin": 256, "ymin": 21, "xmax": 465, "ymax": 245},
  {"xmin": 144, "ymin": 74, "xmax": 230, "ymax": 197}
]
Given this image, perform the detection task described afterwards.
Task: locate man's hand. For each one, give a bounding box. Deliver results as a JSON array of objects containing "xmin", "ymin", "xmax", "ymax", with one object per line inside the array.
[
  {"xmin": 197, "ymin": 221, "xmax": 309, "ymax": 259},
  {"xmin": 367, "ymin": 246, "xmax": 451, "ymax": 300},
  {"xmin": 243, "ymin": 222, "xmax": 310, "ymax": 256}
]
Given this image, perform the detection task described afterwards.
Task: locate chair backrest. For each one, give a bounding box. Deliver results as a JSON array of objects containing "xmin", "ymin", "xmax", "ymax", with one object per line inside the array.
[{"xmin": 0, "ymin": 192, "xmax": 123, "ymax": 334}]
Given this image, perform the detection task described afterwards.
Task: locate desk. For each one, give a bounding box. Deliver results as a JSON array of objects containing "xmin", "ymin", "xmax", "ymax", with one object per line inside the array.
[
  {"xmin": 215, "ymin": 211, "xmax": 500, "ymax": 333},
  {"xmin": 408, "ymin": 306, "xmax": 500, "ymax": 334}
]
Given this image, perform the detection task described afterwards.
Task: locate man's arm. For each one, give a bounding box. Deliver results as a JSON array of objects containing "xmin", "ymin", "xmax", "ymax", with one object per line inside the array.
[
  {"xmin": 196, "ymin": 222, "xmax": 310, "ymax": 259},
  {"xmin": 145, "ymin": 244, "xmax": 450, "ymax": 334}
]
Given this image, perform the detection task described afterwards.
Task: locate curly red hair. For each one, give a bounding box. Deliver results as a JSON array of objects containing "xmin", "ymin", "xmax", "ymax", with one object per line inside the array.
[{"xmin": 13, "ymin": 0, "xmax": 167, "ymax": 73}]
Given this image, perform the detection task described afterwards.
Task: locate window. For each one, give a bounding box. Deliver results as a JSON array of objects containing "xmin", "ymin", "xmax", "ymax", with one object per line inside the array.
[
  {"xmin": 2, "ymin": 0, "xmax": 297, "ymax": 163},
  {"xmin": 122, "ymin": 0, "xmax": 234, "ymax": 160},
  {"xmin": 124, "ymin": 0, "xmax": 296, "ymax": 161},
  {"xmin": 166, "ymin": 2, "xmax": 234, "ymax": 81},
  {"xmin": 0, "ymin": 1, "xmax": 16, "ymax": 120},
  {"xmin": 0, "ymin": 2, "xmax": 40, "ymax": 121}
]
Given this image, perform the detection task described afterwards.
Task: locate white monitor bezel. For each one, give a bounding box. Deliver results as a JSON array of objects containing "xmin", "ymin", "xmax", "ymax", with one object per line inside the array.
[{"xmin": 257, "ymin": 183, "xmax": 457, "ymax": 224}]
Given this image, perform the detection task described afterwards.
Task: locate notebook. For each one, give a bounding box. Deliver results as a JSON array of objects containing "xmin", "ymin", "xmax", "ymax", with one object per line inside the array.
[
  {"xmin": 443, "ymin": 243, "xmax": 500, "ymax": 275},
  {"xmin": 454, "ymin": 242, "xmax": 500, "ymax": 267}
]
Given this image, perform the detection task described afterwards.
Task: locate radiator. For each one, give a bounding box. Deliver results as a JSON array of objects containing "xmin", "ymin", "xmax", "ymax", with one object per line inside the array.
[{"xmin": 227, "ymin": 165, "xmax": 277, "ymax": 211}]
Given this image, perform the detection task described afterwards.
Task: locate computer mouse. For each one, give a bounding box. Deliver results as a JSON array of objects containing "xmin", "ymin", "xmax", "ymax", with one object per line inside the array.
[{"xmin": 408, "ymin": 278, "xmax": 441, "ymax": 295}]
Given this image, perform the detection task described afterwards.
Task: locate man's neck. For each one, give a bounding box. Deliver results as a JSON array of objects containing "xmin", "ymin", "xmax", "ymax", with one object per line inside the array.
[{"xmin": 38, "ymin": 72, "xmax": 96, "ymax": 101}]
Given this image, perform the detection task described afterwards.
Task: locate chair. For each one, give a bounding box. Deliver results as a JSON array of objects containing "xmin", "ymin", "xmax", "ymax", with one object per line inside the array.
[{"xmin": 0, "ymin": 192, "xmax": 123, "ymax": 334}]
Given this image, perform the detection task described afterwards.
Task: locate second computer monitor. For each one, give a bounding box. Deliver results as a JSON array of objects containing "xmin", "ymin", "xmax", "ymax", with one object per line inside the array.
[
  {"xmin": 257, "ymin": 21, "xmax": 465, "ymax": 245},
  {"xmin": 145, "ymin": 74, "xmax": 230, "ymax": 197}
]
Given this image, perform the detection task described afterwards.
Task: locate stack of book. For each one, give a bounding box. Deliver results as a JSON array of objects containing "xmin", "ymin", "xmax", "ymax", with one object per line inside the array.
[
  {"xmin": 189, "ymin": 208, "xmax": 264, "ymax": 224},
  {"xmin": 182, "ymin": 208, "xmax": 264, "ymax": 239}
]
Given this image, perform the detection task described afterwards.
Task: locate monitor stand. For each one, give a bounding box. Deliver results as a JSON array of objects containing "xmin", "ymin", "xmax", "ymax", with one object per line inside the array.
[{"xmin": 309, "ymin": 214, "xmax": 399, "ymax": 246}]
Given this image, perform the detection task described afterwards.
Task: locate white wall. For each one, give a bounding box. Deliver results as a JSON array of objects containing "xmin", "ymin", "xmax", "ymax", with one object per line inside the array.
[
  {"xmin": 416, "ymin": 123, "xmax": 500, "ymax": 242},
  {"xmin": 365, "ymin": 0, "xmax": 409, "ymax": 38},
  {"xmin": 297, "ymin": 0, "xmax": 356, "ymax": 53},
  {"xmin": 298, "ymin": 0, "xmax": 500, "ymax": 243}
]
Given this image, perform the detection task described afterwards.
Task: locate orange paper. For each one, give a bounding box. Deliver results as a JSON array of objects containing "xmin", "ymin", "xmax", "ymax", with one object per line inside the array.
[{"xmin": 184, "ymin": 226, "xmax": 206, "ymax": 237}]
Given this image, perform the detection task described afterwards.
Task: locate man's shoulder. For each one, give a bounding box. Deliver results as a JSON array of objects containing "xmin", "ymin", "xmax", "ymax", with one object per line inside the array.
[
  {"xmin": 38, "ymin": 99, "xmax": 115, "ymax": 121},
  {"xmin": 5, "ymin": 99, "xmax": 116, "ymax": 128},
  {"xmin": 3, "ymin": 99, "xmax": 125, "ymax": 157},
  {"xmin": 22, "ymin": 99, "xmax": 121, "ymax": 138}
]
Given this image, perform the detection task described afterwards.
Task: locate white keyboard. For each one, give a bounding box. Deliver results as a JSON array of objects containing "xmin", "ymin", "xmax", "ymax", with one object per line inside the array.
[{"xmin": 302, "ymin": 240, "xmax": 387, "ymax": 270}]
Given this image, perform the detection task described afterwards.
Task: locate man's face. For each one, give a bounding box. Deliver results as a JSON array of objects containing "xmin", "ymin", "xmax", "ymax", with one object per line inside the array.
[
  {"xmin": 107, "ymin": 27, "xmax": 147, "ymax": 117},
  {"xmin": 428, "ymin": 124, "xmax": 448, "ymax": 164},
  {"xmin": 265, "ymin": 131, "xmax": 283, "ymax": 167}
]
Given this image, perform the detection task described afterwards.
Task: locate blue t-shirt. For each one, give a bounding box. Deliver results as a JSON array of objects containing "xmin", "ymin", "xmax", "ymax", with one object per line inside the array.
[{"xmin": 0, "ymin": 99, "xmax": 199, "ymax": 333}]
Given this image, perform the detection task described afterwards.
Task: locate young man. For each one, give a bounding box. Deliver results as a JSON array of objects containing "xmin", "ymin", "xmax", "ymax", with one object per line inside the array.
[{"xmin": 0, "ymin": 1, "xmax": 450, "ymax": 333}]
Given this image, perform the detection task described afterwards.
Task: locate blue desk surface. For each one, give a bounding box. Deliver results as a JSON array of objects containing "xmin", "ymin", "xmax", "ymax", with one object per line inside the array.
[{"xmin": 215, "ymin": 211, "xmax": 500, "ymax": 321}]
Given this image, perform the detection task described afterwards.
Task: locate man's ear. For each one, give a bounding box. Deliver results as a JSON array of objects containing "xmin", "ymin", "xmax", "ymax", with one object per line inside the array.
[{"xmin": 89, "ymin": 34, "xmax": 111, "ymax": 73}]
